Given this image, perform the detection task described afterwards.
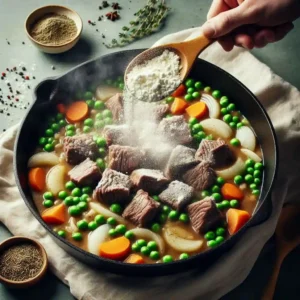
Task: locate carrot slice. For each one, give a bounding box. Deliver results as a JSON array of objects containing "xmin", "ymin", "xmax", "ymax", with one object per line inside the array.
[
  {"xmin": 56, "ymin": 103, "xmax": 66, "ymax": 114},
  {"xmin": 185, "ymin": 101, "xmax": 208, "ymax": 119},
  {"xmin": 99, "ymin": 236, "xmax": 131, "ymax": 260},
  {"xmin": 172, "ymin": 84, "xmax": 186, "ymax": 97},
  {"xmin": 66, "ymin": 101, "xmax": 89, "ymax": 123},
  {"xmin": 28, "ymin": 168, "xmax": 46, "ymax": 192},
  {"xmin": 124, "ymin": 254, "xmax": 145, "ymax": 264},
  {"xmin": 42, "ymin": 203, "xmax": 66, "ymax": 225},
  {"xmin": 227, "ymin": 208, "xmax": 250, "ymax": 235},
  {"xmin": 221, "ymin": 183, "xmax": 244, "ymax": 200},
  {"xmin": 171, "ymin": 97, "xmax": 188, "ymax": 114}
]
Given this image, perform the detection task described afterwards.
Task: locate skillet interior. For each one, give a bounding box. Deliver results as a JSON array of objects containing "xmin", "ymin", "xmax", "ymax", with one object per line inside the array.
[{"xmin": 14, "ymin": 49, "xmax": 278, "ymax": 276}]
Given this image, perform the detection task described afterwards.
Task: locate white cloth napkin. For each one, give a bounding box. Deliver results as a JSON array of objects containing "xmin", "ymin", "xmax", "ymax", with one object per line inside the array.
[{"xmin": 1, "ymin": 27, "xmax": 300, "ymax": 300}]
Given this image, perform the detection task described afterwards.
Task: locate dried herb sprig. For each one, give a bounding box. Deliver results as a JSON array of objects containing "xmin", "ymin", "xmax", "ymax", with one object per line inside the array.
[{"xmin": 106, "ymin": 0, "xmax": 170, "ymax": 48}]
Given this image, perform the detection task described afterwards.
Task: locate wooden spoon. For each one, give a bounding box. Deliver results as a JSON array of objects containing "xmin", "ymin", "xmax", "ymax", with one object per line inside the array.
[
  {"xmin": 124, "ymin": 33, "xmax": 212, "ymax": 101},
  {"xmin": 262, "ymin": 204, "xmax": 300, "ymax": 300}
]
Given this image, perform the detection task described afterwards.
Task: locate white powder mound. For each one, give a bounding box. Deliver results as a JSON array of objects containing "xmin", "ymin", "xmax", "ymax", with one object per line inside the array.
[{"xmin": 126, "ymin": 50, "xmax": 182, "ymax": 102}]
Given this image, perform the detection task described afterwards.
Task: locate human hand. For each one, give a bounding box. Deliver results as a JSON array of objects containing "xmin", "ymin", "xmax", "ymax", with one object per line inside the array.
[{"xmin": 202, "ymin": 0, "xmax": 300, "ymax": 51}]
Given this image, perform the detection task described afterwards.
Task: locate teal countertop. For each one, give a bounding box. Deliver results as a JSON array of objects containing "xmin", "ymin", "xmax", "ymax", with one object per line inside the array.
[{"xmin": 1, "ymin": 0, "xmax": 300, "ymax": 299}]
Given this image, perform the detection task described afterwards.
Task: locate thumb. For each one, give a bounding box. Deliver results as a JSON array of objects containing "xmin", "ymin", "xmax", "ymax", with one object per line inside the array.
[{"xmin": 202, "ymin": 5, "xmax": 255, "ymax": 38}]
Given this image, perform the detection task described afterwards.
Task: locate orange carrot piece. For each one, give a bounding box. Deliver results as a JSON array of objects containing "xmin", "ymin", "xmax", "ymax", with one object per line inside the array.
[
  {"xmin": 42, "ymin": 203, "xmax": 66, "ymax": 225},
  {"xmin": 172, "ymin": 84, "xmax": 186, "ymax": 97},
  {"xmin": 185, "ymin": 101, "xmax": 208, "ymax": 119},
  {"xmin": 221, "ymin": 183, "xmax": 244, "ymax": 200},
  {"xmin": 28, "ymin": 168, "xmax": 46, "ymax": 192},
  {"xmin": 57, "ymin": 103, "xmax": 66, "ymax": 114},
  {"xmin": 227, "ymin": 208, "xmax": 250, "ymax": 235},
  {"xmin": 171, "ymin": 97, "xmax": 188, "ymax": 114},
  {"xmin": 99, "ymin": 236, "xmax": 131, "ymax": 260},
  {"xmin": 66, "ymin": 101, "xmax": 89, "ymax": 123},
  {"xmin": 124, "ymin": 254, "xmax": 145, "ymax": 264}
]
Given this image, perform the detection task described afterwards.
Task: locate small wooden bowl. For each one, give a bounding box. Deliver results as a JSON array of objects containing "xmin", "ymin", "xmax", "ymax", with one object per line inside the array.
[
  {"xmin": 25, "ymin": 5, "xmax": 83, "ymax": 54},
  {"xmin": 0, "ymin": 236, "xmax": 48, "ymax": 288}
]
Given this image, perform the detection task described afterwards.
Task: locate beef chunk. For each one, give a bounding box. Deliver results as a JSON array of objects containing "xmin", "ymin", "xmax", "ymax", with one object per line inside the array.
[
  {"xmin": 122, "ymin": 189, "xmax": 160, "ymax": 227},
  {"xmin": 188, "ymin": 197, "xmax": 223, "ymax": 234},
  {"xmin": 134, "ymin": 102, "xmax": 169, "ymax": 123},
  {"xmin": 64, "ymin": 135, "xmax": 98, "ymax": 165},
  {"xmin": 108, "ymin": 145, "xmax": 145, "ymax": 174},
  {"xmin": 68, "ymin": 158, "xmax": 101, "ymax": 186},
  {"xmin": 105, "ymin": 93, "xmax": 123, "ymax": 122},
  {"xmin": 157, "ymin": 115, "xmax": 192, "ymax": 145},
  {"xmin": 195, "ymin": 139, "xmax": 235, "ymax": 168},
  {"xmin": 93, "ymin": 168, "xmax": 132, "ymax": 204},
  {"xmin": 130, "ymin": 169, "xmax": 169, "ymax": 194},
  {"xmin": 165, "ymin": 145, "xmax": 198, "ymax": 180},
  {"xmin": 103, "ymin": 125, "xmax": 133, "ymax": 146},
  {"xmin": 159, "ymin": 180, "xmax": 194, "ymax": 211},
  {"xmin": 152, "ymin": 104, "xmax": 169, "ymax": 121},
  {"xmin": 182, "ymin": 161, "xmax": 216, "ymax": 191}
]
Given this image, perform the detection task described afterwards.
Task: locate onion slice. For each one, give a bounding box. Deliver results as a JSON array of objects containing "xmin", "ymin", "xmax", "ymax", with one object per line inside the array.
[
  {"xmin": 88, "ymin": 224, "xmax": 111, "ymax": 255},
  {"xmin": 216, "ymin": 157, "xmax": 245, "ymax": 180},
  {"xmin": 89, "ymin": 202, "xmax": 127, "ymax": 224},
  {"xmin": 200, "ymin": 94, "xmax": 220, "ymax": 119},
  {"xmin": 241, "ymin": 148, "xmax": 262, "ymax": 162},
  {"xmin": 46, "ymin": 165, "xmax": 66, "ymax": 196},
  {"xmin": 96, "ymin": 85, "xmax": 121, "ymax": 101},
  {"xmin": 28, "ymin": 152, "xmax": 59, "ymax": 168},
  {"xmin": 200, "ymin": 119, "xmax": 233, "ymax": 139},
  {"xmin": 65, "ymin": 217, "xmax": 78, "ymax": 234},
  {"xmin": 130, "ymin": 228, "xmax": 165, "ymax": 254},
  {"xmin": 236, "ymin": 126, "xmax": 256, "ymax": 151}
]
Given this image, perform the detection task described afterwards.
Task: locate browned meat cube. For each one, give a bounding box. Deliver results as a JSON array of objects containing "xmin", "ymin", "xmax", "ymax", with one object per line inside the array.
[
  {"xmin": 63, "ymin": 135, "xmax": 98, "ymax": 165},
  {"xmin": 130, "ymin": 169, "xmax": 169, "ymax": 194},
  {"xmin": 134, "ymin": 102, "xmax": 169, "ymax": 123},
  {"xmin": 182, "ymin": 161, "xmax": 216, "ymax": 191},
  {"xmin": 195, "ymin": 139, "xmax": 235, "ymax": 169},
  {"xmin": 103, "ymin": 125, "xmax": 133, "ymax": 146},
  {"xmin": 159, "ymin": 180, "xmax": 194, "ymax": 211},
  {"xmin": 93, "ymin": 168, "xmax": 132, "ymax": 204},
  {"xmin": 152, "ymin": 104, "xmax": 169, "ymax": 121},
  {"xmin": 105, "ymin": 93, "xmax": 123, "ymax": 122},
  {"xmin": 157, "ymin": 115, "xmax": 192, "ymax": 145},
  {"xmin": 68, "ymin": 158, "xmax": 101, "ymax": 186},
  {"xmin": 122, "ymin": 190, "xmax": 160, "ymax": 227},
  {"xmin": 165, "ymin": 145, "xmax": 198, "ymax": 180},
  {"xmin": 187, "ymin": 197, "xmax": 224, "ymax": 234},
  {"xmin": 108, "ymin": 145, "xmax": 145, "ymax": 174}
]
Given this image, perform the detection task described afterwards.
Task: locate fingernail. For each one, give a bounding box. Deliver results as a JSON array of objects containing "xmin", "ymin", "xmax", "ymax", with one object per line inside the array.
[{"xmin": 202, "ymin": 22, "xmax": 215, "ymax": 38}]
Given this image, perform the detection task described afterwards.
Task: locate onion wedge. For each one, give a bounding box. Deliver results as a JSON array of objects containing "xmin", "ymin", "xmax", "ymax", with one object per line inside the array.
[
  {"xmin": 241, "ymin": 148, "xmax": 262, "ymax": 162},
  {"xmin": 200, "ymin": 94, "xmax": 220, "ymax": 119},
  {"xmin": 28, "ymin": 152, "xmax": 59, "ymax": 168},
  {"xmin": 216, "ymin": 157, "xmax": 245, "ymax": 180},
  {"xmin": 46, "ymin": 165, "xmax": 66, "ymax": 196},
  {"xmin": 236, "ymin": 126, "xmax": 256, "ymax": 151},
  {"xmin": 130, "ymin": 228, "xmax": 165, "ymax": 254},
  {"xmin": 96, "ymin": 85, "xmax": 120, "ymax": 101},
  {"xmin": 200, "ymin": 119, "xmax": 233, "ymax": 139},
  {"xmin": 65, "ymin": 217, "xmax": 78, "ymax": 234},
  {"xmin": 89, "ymin": 202, "xmax": 127, "ymax": 224},
  {"xmin": 88, "ymin": 224, "xmax": 111, "ymax": 255}
]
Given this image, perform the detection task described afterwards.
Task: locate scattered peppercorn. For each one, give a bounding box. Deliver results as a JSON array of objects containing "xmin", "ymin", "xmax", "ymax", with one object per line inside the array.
[
  {"xmin": 102, "ymin": 34, "xmax": 106, "ymax": 38},
  {"xmin": 102, "ymin": 1, "xmax": 109, "ymax": 8},
  {"xmin": 112, "ymin": 2, "xmax": 121, "ymax": 9},
  {"xmin": 106, "ymin": 11, "xmax": 119, "ymax": 21},
  {"xmin": 22, "ymin": 67, "xmax": 26, "ymax": 71},
  {"xmin": 22, "ymin": 41, "xmax": 25, "ymax": 45},
  {"xmin": 25, "ymin": 76, "xmax": 29, "ymax": 80}
]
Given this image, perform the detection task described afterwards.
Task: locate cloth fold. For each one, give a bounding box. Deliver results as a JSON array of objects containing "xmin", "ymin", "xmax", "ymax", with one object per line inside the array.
[{"xmin": 1, "ymin": 27, "xmax": 300, "ymax": 300}]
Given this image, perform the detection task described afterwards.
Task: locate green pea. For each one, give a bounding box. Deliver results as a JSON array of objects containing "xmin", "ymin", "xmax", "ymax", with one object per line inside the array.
[
  {"xmin": 207, "ymin": 240, "xmax": 218, "ymax": 248},
  {"xmin": 80, "ymin": 194, "xmax": 90, "ymax": 202},
  {"xmin": 192, "ymin": 91, "xmax": 200, "ymax": 99},
  {"xmin": 69, "ymin": 205, "xmax": 81, "ymax": 216},
  {"xmin": 229, "ymin": 122, "xmax": 236, "ymax": 128},
  {"xmin": 165, "ymin": 114, "xmax": 173, "ymax": 118},
  {"xmin": 250, "ymin": 183, "xmax": 257, "ymax": 190},
  {"xmin": 151, "ymin": 223, "xmax": 161, "ymax": 233},
  {"xmin": 217, "ymin": 177, "xmax": 225, "ymax": 186},
  {"xmin": 98, "ymin": 148, "xmax": 106, "ymax": 158},
  {"xmin": 72, "ymin": 188, "xmax": 82, "ymax": 197},
  {"xmin": 247, "ymin": 167, "xmax": 254, "ymax": 174},
  {"xmin": 43, "ymin": 192, "xmax": 54, "ymax": 200},
  {"xmin": 84, "ymin": 118, "xmax": 94, "ymax": 127},
  {"xmin": 44, "ymin": 143, "xmax": 54, "ymax": 152},
  {"xmin": 179, "ymin": 253, "xmax": 189, "ymax": 260},
  {"xmin": 150, "ymin": 251, "xmax": 160, "ymax": 260},
  {"xmin": 43, "ymin": 200, "xmax": 53, "ymax": 208},
  {"xmin": 212, "ymin": 193, "xmax": 222, "ymax": 202},
  {"xmin": 39, "ymin": 137, "xmax": 47, "ymax": 146},
  {"xmin": 220, "ymin": 96, "xmax": 229, "ymax": 107},
  {"xmin": 47, "ymin": 137, "xmax": 55, "ymax": 145},
  {"xmin": 221, "ymin": 200, "xmax": 230, "ymax": 209},
  {"xmin": 131, "ymin": 243, "xmax": 140, "ymax": 252},
  {"xmin": 140, "ymin": 246, "xmax": 150, "ymax": 256},
  {"xmin": 254, "ymin": 170, "xmax": 262, "ymax": 178},
  {"xmin": 56, "ymin": 113, "xmax": 64, "ymax": 121},
  {"xmin": 162, "ymin": 205, "xmax": 171, "ymax": 214},
  {"xmin": 94, "ymin": 100, "xmax": 105, "ymax": 110},
  {"xmin": 95, "ymin": 112, "xmax": 103, "ymax": 120},
  {"xmin": 65, "ymin": 124, "xmax": 75, "ymax": 131},
  {"xmin": 188, "ymin": 117, "xmax": 198, "ymax": 126},
  {"xmin": 119, "ymin": 83, "xmax": 124, "ymax": 90},
  {"xmin": 197, "ymin": 131, "xmax": 206, "ymax": 140},
  {"xmin": 227, "ymin": 103, "xmax": 236, "ymax": 112},
  {"xmin": 110, "ymin": 203, "xmax": 122, "ymax": 214},
  {"xmin": 254, "ymin": 178, "xmax": 261, "ymax": 185},
  {"xmin": 152, "ymin": 195, "xmax": 160, "ymax": 202},
  {"xmin": 51, "ymin": 123, "xmax": 60, "ymax": 132},
  {"xmin": 236, "ymin": 122, "xmax": 243, "ymax": 129},
  {"xmin": 252, "ymin": 189, "xmax": 260, "ymax": 196},
  {"xmin": 65, "ymin": 181, "xmax": 76, "ymax": 190},
  {"xmin": 234, "ymin": 175, "xmax": 243, "ymax": 185},
  {"xmin": 185, "ymin": 79, "xmax": 195, "ymax": 87},
  {"xmin": 168, "ymin": 210, "xmax": 179, "ymax": 221},
  {"xmin": 212, "ymin": 90, "xmax": 221, "ymax": 99},
  {"xmin": 59, "ymin": 119, "xmax": 67, "ymax": 127},
  {"xmin": 115, "ymin": 224, "xmax": 126, "ymax": 234},
  {"xmin": 254, "ymin": 162, "xmax": 263, "ymax": 170},
  {"xmin": 162, "ymin": 255, "xmax": 173, "ymax": 263},
  {"xmin": 45, "ymin": 129, "xmax": 54, "ymax": 137},
  {"xmin": 96, "ymin": 137, "xmax": 107, "ymax": 148},
  {"xmin": 84, "ymin": 91, "xmax": 94, "ymax": 100},
  {"xmin": 124, "ymin": 230, "xmax": 134, "ymax": 239},
  {"xmin": 245, "ymin": 159, "xmax": 254, "ymax": 168},
  {"xmin": 216, "ymin": 203, "xmax": 223, "ymax": 210},
  {"xmin": 192, "ymin": 123, "xmax": 203, "ymax": 134},
  {"xmin": 165, "ymin": 96, "xmax": 174, "ymax": 104},
  {"xmin": 95, "ymin": 214, "xmax": 106, "ymax": 225},
  {"xmin": 245, "ymin": 174, "xmax": 253, "ymax": 183},
  {"xmin": 73, "ymin": 197, "xmax": 80, "ymax": 205},
  {"xmin": 83, "ymin": 126, "xmax": 91, "ymax": 133},
  {"xmin": 184, "ymin": 94, "xmax": 193, "ymax": 102},
  {"xmin": 221, "ymin": 108, "xmax": 228, "ymax": 115},
  {"xmin": 215, "ymin": 236, "xmax": 225, "ymax": 244},
  {"xmin": 102, "ymin": 109, "xmax": 112, "ymax": 118},
  {"xmin": 66, "ymin": 130, "xmax": 75, "ymax": 137},
  {"xmin": 72, "ymin": 232, "xmax": 82, "ymax": 241},
  {"xmin": 77, "ymin": 220, "xmax": 88, "ymax": 230},
  {"xmin": 230, "ymin": 138, "xmax": 240, "ymax": 147},
  {"xmin": 159, "ymin": 213, "xmax": 168, "ymax": 224},
  {"xmin": 64, "ymin": 196, "xmax": 74, "ymax": 206},
  {"xmin": 58, "ymin": 191, "xmax": 68, "ymax": 200},
  {"xmin": 204, "ymin": 86, "xmax": 211, "ymax": 93},
  {"xmin": 216, "ymin": 227, "xmax": 226, "ymax": 236},
  {"xmin": 201, "ymin": 190, "xmax": 210, "ymax": 198},
  {"xmin": 136, "ymin": 239, "xmax": 147, "ymax": 248},
  {"xmin": 187, "ymin": 87, "xmax": 195, "ymax": 94},
  {"xmin": 107, "ymin": 217, "xmax": 117, "ymax": 226},
  {"xmin": 147, "ymin": 241, "xmax": 158, "ymax": 251},
  {"xmin": 232, "ymin": 116, "xmax": 239, "ymax": 123},
  {"xmin": 57, "ymin": 230, "xmax": 66, "ymax": 238},
  {"xmin": 179, "ymin": 213, "xmax": 189, "ymax": 223},
  {"xmin": 211, "ymin": 185, "xmax": 220, "ymax": 193},
  {"xmin": 104, "ymin": 117, "xmax": 113, "ymax": 125},
  {"xmin": 78, "ymin": 201, "xmax": 88, "ymax": 211},
  {"xmin": 223, "ymin": 114, "xmax": 232, "ymax": 123},
  {"xmin": 194, "ymin": 81, "xmax": 203, "ymax": 90},
  {"xmin": 96, "ymin": 158, "xmax": 106, "ymax": 170},
  {"xmin": 230, "ymin": 199, "xmax": 239, "ymax": 208},
  {"xmin": 88, "ymin": 221, "xmax": 98, "ymax": 231},
  {"xmin": 204, "ymin": 231, "xmax": 215, "ymax": 240}
]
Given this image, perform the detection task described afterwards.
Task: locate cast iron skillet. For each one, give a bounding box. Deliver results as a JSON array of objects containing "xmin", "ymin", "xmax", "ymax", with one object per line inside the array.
[{"xmin": 14, "ymin": 49, "xmax": 278, "ymax": 276}]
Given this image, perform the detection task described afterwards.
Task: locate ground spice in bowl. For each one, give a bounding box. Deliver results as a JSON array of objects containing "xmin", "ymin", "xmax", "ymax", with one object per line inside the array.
[{"xmin": 30, "ymin": 13, "xmax": 77, "ymax": 46}]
